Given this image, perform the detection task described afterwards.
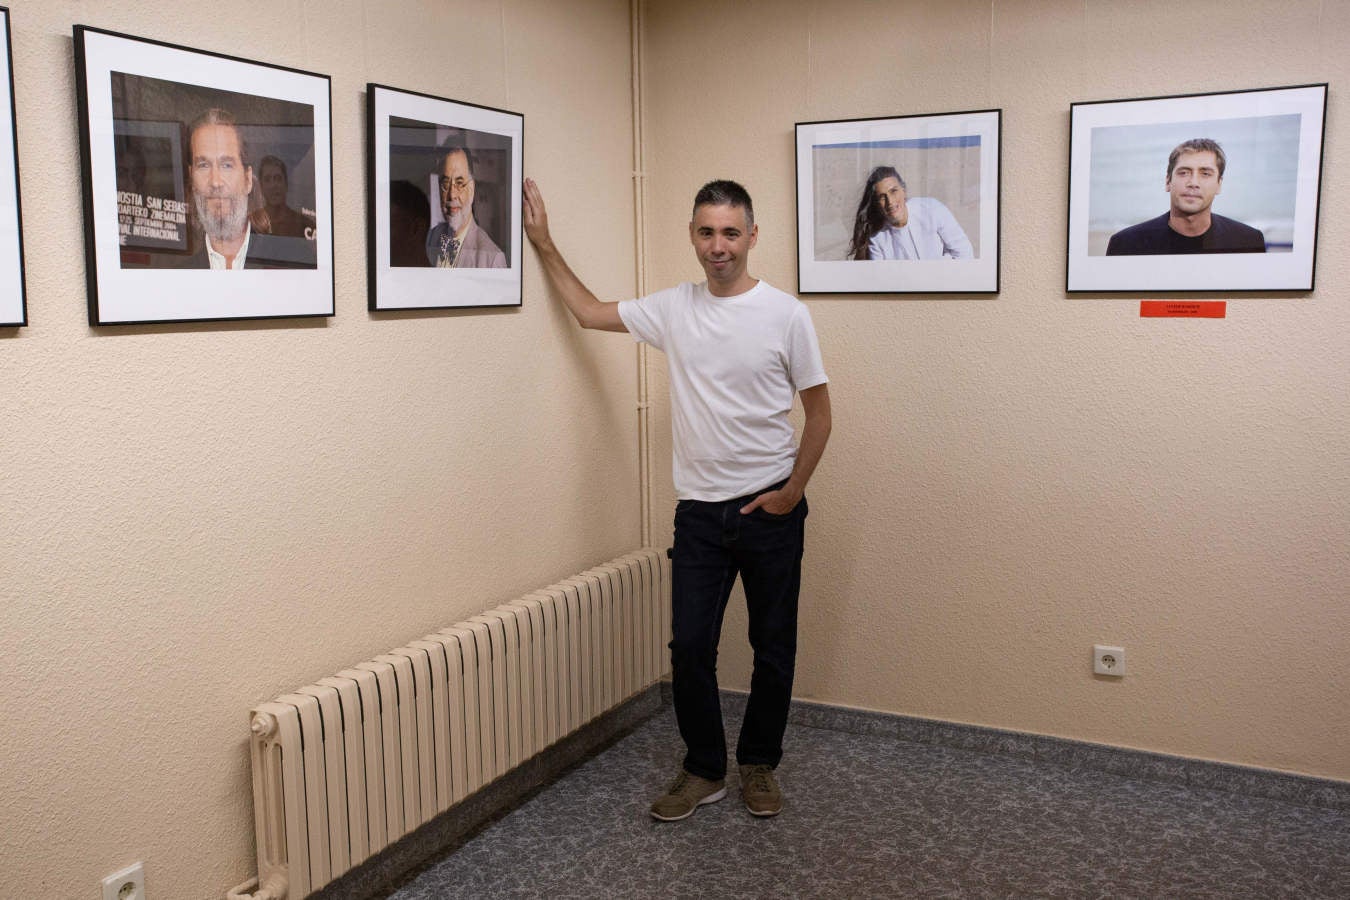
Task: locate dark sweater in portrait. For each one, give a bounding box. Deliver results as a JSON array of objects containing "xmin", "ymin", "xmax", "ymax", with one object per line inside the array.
[{"xmin": 1105, "ymin": 213, "xmax": 1267, "ymax": 255}]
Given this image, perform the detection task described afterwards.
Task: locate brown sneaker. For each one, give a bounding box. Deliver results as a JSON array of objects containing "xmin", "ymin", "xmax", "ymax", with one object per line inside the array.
[
  {"xmin": 649, "ymin": 770, "xmax": 727, "ymax": 821},
  {"xmin": 739, "ymin": 764, "xmax": 783, "ymax": 817}
]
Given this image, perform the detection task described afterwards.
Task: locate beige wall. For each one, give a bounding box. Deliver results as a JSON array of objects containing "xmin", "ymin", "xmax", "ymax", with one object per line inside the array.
[
  {"xmin": 0, "ymin": 0, "xmax": 638, "ymax": 897},
  {"xmin": 5, "ymin": 0, "xmax": 1350, "ymax": 896},
  {"xmin": 642, "ymin": 0, "xmax": 1348, "ymax": 786}
]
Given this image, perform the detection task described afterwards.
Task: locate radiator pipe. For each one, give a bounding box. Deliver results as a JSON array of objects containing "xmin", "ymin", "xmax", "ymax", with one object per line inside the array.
[
  {"xmin": 631, "ymin": 0, "xmax": 652, "ymax": 548},
  {"xmin": 225, "ymin": 872, "xmax": 287, "ymax": 900},
  {"xmin": 229, "ymin": 716, "xmax": 285, "ymax": 897}
]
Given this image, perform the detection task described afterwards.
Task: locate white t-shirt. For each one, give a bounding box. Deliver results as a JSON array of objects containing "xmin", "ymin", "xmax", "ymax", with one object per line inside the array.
[{"xmin": 618, "ymin": 280, "xmax": 828, "ymax": 501}]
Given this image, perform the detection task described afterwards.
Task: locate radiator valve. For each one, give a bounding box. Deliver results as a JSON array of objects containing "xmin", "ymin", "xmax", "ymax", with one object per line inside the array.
[{"xmin": 251, "ymin": 713, "xmax": 277, "ymax": 739}]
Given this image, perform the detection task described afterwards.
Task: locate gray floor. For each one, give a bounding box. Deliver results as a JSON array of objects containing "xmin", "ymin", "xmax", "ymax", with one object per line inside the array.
[{"xmin": 390, "ymin": 708, "xmax": 1350, "ymax": 899}]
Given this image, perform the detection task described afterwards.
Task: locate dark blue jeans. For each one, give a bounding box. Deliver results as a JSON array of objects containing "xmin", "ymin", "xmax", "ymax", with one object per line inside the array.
[{"xmin": 669, "ymin": 479, "xmax": 808, "ymax": 781}]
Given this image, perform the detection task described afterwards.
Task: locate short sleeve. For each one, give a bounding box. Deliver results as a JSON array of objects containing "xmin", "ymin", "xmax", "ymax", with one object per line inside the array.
[
  {"xmin": 617, "ymin": 286, "xmax": 677, "ymax": 350},
  {"xmin": 786, "ymin": 304, "xmax": 828, "ymax": 392}
]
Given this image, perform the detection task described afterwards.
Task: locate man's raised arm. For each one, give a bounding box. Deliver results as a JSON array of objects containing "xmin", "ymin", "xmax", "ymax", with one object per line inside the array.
[{"xmin": 522, "ymin": 178, "xmax": 628, "ymax": 332}]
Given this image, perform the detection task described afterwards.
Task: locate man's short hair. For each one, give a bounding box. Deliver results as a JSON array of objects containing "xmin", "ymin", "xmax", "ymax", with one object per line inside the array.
[
  {"xmin": 187, "ymin": 108, "xmax": 249, "ymax": 166},
  {"xmin": 692, "ymin": 179, "xmax": 754, "ymax": 228},
  {"xmin": 1168, "ymin": 138, "xmax": 1226, "ymax": 179},
  {"xmin": 389, "ymin": 179, "xmax": 430, "ymax": 224},
  {"xmin": 259, "ymin": 155, "xmax": 287, "ymax": 181},
  {"xmin": 437, "ymin": 145, "xmax": 475, "ymax": 179}
]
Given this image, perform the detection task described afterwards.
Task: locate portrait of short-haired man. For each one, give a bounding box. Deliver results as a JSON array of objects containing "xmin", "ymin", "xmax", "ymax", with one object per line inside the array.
[
  {"xmin": 1106, "ymin": 138, "xmax": 1267, "ymax": 255},
  {"xmin": 251, "ymin": 155, "xmax": 315, "ymax": 240},
  {"xmin": 425, "ymin": 144, "xmax": 507, "ymax": 269}
]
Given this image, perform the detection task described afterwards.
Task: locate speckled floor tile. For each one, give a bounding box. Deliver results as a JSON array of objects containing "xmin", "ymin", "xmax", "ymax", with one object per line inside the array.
[{"xmin": 389, "ymin": 710, "xmax": 1350, "ymax": 899}]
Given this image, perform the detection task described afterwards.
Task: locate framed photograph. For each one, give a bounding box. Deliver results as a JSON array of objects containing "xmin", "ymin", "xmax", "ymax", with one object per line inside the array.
[
  {"xmin": 0, "ymin": 7, "xmax": 26, "ymax": 326},
  {"xmin": 1067, "ymin": 84, "xmax": 1327, "ymax": 293},
  {"xmin": 366, "ymin": 83, "xmax": 522, "ymax": 311},
  {"xmin": 795, "ymin": 109, "xmax": 1000, "ymax": 295},
  {"xmin": 73, "ymin": 26, "xmax": 334, "ymax": 325}
]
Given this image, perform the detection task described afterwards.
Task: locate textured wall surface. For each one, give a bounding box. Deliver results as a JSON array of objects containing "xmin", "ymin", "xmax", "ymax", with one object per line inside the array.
[
  {"xmin": 5, "ymin": 1, "xmax": 1350, "ymax": 897},
  {"xmin": 641, "ymin": 0, "xmax": 1349, "ymax": 781},
  {"xmin": 0, "ymin": 1, "xmax": 638, "ymax": 897}
]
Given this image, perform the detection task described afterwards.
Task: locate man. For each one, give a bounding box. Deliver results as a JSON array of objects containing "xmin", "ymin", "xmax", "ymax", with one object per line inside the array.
[
  {"xmin": 848, "ymin": 165, "xmax": 973, "ymax": 260},
  {"xmin": 180, "ymin": 108, "xmax": 293, "ymax": 270},
  {"xmin": 252, "ymin": 155, "xmax": 315, "ymax": 239},
  {"xmin": 425, "ymin": 146, "xmax": 507, "ymax": 268},
  {"xmin": 523, "ymin": 177, "xmax": 831, "ymax": 821},
  {"xmin": 1106, "ymin": 138, "xmax": 1266, "ymax": 255}
]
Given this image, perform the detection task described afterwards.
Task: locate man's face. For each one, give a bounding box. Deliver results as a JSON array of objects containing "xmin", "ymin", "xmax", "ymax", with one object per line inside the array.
[
  {"xmin": 190, "ymin": 123, "xmax": 253, "ymax": 242},
  {"xmin": 438, "ymin": 151, "xmax": 474, "ymax": 233},
  {"xmin": 873, "ymin": 176, "xmax": 908, "ymax": 228},
  {"xmin": 689, "ymin": 202, "xmax": 757, "ymax": 290},
  {"xmin": 260, "ymin": 162, "xmax": 287, "ymax": 209},
  {"xmin": 1166, "ymin": 150, "xmax": 1222, "ymax": 217}
]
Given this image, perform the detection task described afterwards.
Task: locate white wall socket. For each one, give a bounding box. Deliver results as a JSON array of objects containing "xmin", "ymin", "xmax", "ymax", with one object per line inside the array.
[
  {"xmin": 1093, "ymin": 645, "xmax": 1125, "ymax": 677},
  {"xmin": 102, "ymin": 862, "xmax": 145, "ymax": 900}
]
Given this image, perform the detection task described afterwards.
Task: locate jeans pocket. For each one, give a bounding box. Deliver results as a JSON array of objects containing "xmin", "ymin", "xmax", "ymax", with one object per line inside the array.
[{"xmin": 749, "ymin": 497, "xmax": 805, "ymax": 520}]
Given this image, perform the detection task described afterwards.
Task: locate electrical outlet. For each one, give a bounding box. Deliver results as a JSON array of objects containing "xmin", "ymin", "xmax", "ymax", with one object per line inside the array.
[
  {"xmin": 102, "ymin": 862, "xmax": 144, "ymax": 900},
  {"xmin": 1093, "ymin": 645, "xmax": 1125, "ymax": 677}
]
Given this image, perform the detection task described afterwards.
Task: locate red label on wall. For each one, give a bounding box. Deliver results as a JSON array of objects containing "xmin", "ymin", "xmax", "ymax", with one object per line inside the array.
[{"xmin": 1139, "ymin": 301, "xmax": 1227, "ymax": 318}]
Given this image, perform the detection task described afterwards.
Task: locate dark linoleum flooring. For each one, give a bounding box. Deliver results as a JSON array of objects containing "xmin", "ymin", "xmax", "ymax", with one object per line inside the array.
[{"xmin": 390, "ymin": 707, "xmax": 1350, "ymax": 899}]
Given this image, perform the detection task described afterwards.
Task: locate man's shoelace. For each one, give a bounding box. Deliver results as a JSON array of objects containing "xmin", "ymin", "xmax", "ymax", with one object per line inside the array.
[{"xmin": 744, "ymin": 767, "xmax": 774, "ymax": 793}]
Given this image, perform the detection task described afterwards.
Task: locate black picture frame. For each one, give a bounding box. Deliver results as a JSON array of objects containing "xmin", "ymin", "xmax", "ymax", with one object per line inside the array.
[
  {"xmin": 0, "ymin": 7, "xmax": 26, "ymax": 327},
  {"xmin": 1066, "ymin": 84, "xmax": 1327, "ymax": 293},
  {"xmin": 795, "ymin": 108, "xmax": 1001, "ymax": 295},
  {"xmin": 73, "ymin": 26, "xmax": 335, "ymax": 325},
  {"xmin": 366, "ymin": 83, "xmax": 523, "ymax": 311}
]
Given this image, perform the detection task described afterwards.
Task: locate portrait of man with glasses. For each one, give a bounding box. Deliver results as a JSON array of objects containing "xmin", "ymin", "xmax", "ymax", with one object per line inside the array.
[{"xmin": 425, "ymin": 143, "xmax": 507, "ymax": 268}]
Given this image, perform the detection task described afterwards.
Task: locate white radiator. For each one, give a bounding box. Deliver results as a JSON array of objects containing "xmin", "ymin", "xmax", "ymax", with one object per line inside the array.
[{"xmin": 227, "ymin": 549, "xmax": 669, "ymax": 900}]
